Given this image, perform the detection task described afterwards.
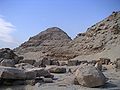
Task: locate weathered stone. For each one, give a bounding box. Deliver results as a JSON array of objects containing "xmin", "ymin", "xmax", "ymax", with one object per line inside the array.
[
  {"xmin": 0, "ymin": 48, "xmax": 16, "ymax": 59},
  {"xmin": 2, "ymin": 79, "xmax": 25, "ymax": 85},
  {"xmin": 15, "ymin": 63, "xmax": 34, "ymax": 70},
  {"xmin": 19, "ymin": 59, "xmax": 36, "ymax": 65},
  {"xmin": 33, "ymin": 60, "xmax": 42, "ymax": 67},
  {"xmin": 67, "ymin": 66, "xmax": 79, "ymax": 74},
  {"xmin": 48, "ymin": 66, "xmax": 66, "ymax": 73},
  {"xmin": 42, "ymin": 78, "xmax": 53, "ymax": 83},
  {"xmin": 35, "ymin": 82, "xmax": 41, "ymax": 87},
  {"xmin": 34, "ymin": 58, "xmax": 51, "ymax": 67},
  {"xmin": 102, "ymin": 66, "xmax": 107, "ymax": 71},
  {"xmin": 0, "ymin": 59, "xmax": 15, "ymax": 67},
  {"xmin": 25, "ymin": 80, "xmax": 36, "ymax": 85},
  {"xmin": 95, "ymin": 62, "xmax": 102, "ymax": 71},
  {"xmin": 68, "ymin": 60, "xmax": 78, "ymax": 66},
  {"xmin": 0, "ymin": 66, "xmax": 26, "ymax": 79},
  {"xmin": 88, "ymin": 60, "xmax": 97, "ymax": 65},
  {"xmin": 75, "ymin": 65, "xmax": 107, "ymax": 87},
  {"xmin": 99, "ymin": 58, "xmax": 111, "ymax": 65},
  {"xmin": 51, "ymin": 60, "xmax": 59, "ymax": 66},
  {"xmin": 12, "ymin": 80, "xmax": 25, "ymax": 85},
  {"xmin": 26, "ymin": 68, "xmax": 54, "ymax": 78},
  {"xmin": 80, "ymin": 60, "xmax": 88, "ymax": 64},
  {"xmin": 59, "ymin": 61, "xmax": 67, "ymax": 66},
  {"xmin": 41, "ymin": 57, "xmax": 51, "ymax": 65},
  {"xmin": 0, "ymin": 48, "xmax": 23, "ymax": 64},
  {"xmin": 57, "ymin": 74, "xmax": 76, "ymax": 85},
  {"xmin": 24, "ymin": 69, "xmax": 36, "ymax": 79},
  {"xmin": 115, "ymin": 58, "xmax": 120, "ymax": 71},
  {"xmin": 16, "ymin": 56, "xmax": 24, "ymax": 60},
  {"xmin": 14, "ymin": 56, "xmax": 24, "ymax": 64}
]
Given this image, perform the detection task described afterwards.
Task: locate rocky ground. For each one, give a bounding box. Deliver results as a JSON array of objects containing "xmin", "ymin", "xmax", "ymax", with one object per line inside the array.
[
  {"xmin": 0, "ymin": 48, "xmax": 120, "ymax": 90},
  {"xmin": 0, "ymin": 65, "xmax": 120, "ymax": 90}
]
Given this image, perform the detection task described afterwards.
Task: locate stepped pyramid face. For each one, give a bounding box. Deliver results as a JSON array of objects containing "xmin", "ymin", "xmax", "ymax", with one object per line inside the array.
[
  {"xmin": 19, "ymin": 27, "xmax": 71, "ymax": 49},
  {"xmin": 14, "ymin": 27, "xmax": 74, "ymax": 60},
  {"xmin": 15, "ymin": 11, "xmax": 120, "ymax": 61}
]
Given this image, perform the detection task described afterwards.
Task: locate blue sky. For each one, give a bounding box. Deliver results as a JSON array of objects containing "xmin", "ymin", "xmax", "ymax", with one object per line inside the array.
[{"xmin": 0, "ymin": 0, "xmax": 120, "ymax": 48}]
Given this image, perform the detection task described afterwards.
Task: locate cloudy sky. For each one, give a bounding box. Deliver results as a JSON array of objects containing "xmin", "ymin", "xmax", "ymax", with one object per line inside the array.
[{"xmin": 0, "ymin": 0, "xmax": 120, "ymax": 49}]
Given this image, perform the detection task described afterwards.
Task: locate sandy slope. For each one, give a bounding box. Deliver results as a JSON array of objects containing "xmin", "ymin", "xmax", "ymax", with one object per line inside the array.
[{"xmin": 72, "ymin": 45, "xmax": 120, "ymax": 62}]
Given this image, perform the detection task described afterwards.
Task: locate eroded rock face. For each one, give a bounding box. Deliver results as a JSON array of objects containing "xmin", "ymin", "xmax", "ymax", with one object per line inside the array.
[
  {"xmin": 0, "ymin": 48, "xmax": 23, "ymax": 64},
  {"xmin": 0, "ymin": 59, "xmax": 15, "ymax": 67},
  {"xmin": 0, "ymin": 66, "xmax": 26, "ymax": 79},
  {"xmin": 75, "ymin": 65, "xmax": 107, "ymax": 87},
  {"xmin": 0, "ymin": 48, "xmax": 16, "ymax": 59},
  {"xmin": 71, "ymin": 11, "xmax": 120, "ymax": 55}
]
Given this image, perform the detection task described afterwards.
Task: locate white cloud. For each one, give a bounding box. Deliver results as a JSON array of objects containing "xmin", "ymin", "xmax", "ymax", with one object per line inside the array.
[{"xmin": 0, "ymin": 17, "xmax": 16, "ymax": 43}]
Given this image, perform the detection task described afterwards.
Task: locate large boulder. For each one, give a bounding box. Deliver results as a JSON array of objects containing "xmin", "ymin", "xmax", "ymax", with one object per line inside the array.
[
  {"xmin": 0, "ymin": 59, "xmax": 15, "ymax": 67},
  {"xmin": 0, "ymin": 66, "xmax": 26, "ymax": 79},
  {"xmin": 26, "ymin": 68, "xmax": 54, "ymax": 78},
  {"xmin": 75, "ymin": 65, "xmax": 107, "ymax": 87},
  {"xmin": 48, "ymin": 66, "xmax": 66, "ymax": 73},
  {"xmin": 56, "ymin": 74, "xmax": 76, "ymax": 85},
  {"xmin": 24, "ymin": 69, "xmax": 36, "ymax": 80}
]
